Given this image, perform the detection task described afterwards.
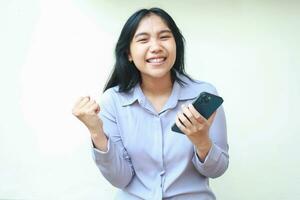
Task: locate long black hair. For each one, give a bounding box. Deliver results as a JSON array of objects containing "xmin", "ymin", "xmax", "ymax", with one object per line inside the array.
[{"xmin": 104, "ymin": 7, "xmax": 192, "ymax": 92}]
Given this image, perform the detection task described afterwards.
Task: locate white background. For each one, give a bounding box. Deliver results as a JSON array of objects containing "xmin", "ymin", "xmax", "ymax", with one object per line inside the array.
[{"xmin": 0, "ymin": 0, "xmax": 299, "ymax": 199}]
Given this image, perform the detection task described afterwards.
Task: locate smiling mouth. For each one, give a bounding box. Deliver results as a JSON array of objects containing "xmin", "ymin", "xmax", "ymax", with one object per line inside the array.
[{"xmin": 146, "ymin": 57, "xmax": 167, "ymax": 64}]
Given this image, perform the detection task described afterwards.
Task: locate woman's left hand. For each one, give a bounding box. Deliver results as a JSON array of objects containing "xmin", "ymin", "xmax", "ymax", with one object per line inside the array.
[{"xmin": 175, "ymin": 104, "xmax": 216, "ymax": 160}]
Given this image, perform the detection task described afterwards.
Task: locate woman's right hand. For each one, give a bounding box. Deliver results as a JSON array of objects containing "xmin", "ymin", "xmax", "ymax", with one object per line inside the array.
[
  {"xmin": 72, "ymin": 96, "xmax": 108, "ymax": 151},
  {"xmin": 72, "ymin": 96, "xmax": 102, "ymax": 133}
]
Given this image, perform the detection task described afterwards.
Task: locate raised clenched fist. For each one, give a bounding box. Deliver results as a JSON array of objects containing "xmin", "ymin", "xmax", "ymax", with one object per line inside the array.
[{"xmin": 72, "ymin": 96, "xmax": 103, "ymax": 135}]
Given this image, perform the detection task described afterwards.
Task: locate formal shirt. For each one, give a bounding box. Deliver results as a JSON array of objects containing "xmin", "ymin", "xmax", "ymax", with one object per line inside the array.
[{"xmin": 91, "ymin": 74, "xmax": 229, "ymax": 200}]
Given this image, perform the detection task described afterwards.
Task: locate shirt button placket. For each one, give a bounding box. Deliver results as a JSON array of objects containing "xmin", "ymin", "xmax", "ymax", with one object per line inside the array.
[{"xmin": 156, "ymin": 115, "xmax": 166, "ymax": 194}]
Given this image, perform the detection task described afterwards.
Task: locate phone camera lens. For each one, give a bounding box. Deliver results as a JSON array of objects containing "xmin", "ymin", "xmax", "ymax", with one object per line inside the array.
[
  {"xmin": 204, "ymin": 96, "xmax": 209, "ymax": 103},
  {"xmin": 200, "ymin": 94, "xmax": 209, "ymax": 103}
]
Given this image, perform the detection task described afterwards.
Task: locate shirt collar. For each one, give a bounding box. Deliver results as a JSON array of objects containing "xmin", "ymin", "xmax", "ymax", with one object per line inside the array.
[
  {"xmin": 120, "ymin": 73, "xmax": 199, "ymax": 107},
  {"xmin": 177, "ymin": 74, "xmax": 199, "ymax": 100},
  {"xmin": 118, "ymin": 84, "xmax": 142, "ymax": 107}
]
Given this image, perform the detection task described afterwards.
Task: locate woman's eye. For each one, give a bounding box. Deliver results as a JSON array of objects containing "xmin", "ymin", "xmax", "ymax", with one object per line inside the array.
[
  {"xmin": 137, "ymin": 38, "xmax": 147, "ymax": 42},
  {"xmin": 160, "ymin": 35, "xmax": 171, "ymax": 40}
]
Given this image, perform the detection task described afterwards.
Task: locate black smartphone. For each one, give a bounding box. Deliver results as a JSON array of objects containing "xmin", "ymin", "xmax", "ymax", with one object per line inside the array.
[{"xmin": 171, "ymin": 92, "xmax": 224, "ymax": 134}]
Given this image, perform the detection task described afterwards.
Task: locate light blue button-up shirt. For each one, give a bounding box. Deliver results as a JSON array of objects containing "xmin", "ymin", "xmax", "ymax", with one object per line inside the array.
[{"xmin": 92, "ymin": 74, "xmax": 229, "ymax": 200}]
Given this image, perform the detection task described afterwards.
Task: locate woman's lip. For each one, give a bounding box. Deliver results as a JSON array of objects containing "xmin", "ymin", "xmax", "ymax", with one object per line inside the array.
[
  {"xmin": 146, "ymin": 58, "xmax": 166, "ymax": 66},
  {"xmin": 146, "ymin": 57, "xmax": 166, "ymax": 64}
]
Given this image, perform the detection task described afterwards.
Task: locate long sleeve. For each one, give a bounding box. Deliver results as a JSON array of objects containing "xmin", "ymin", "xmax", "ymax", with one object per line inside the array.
[
  {"xmin": 91, "ymin": 89, "xmax": 134, "ymax": 188},
  {"xmin": 88, "ymin": 78, "xmax": 228, "ymax": 199},
  {"xmin": 192, "ymin": 88, "xmax": 229, "ymax": 178}
]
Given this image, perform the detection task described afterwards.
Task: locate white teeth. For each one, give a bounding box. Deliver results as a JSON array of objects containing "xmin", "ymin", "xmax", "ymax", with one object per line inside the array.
[{"xmin": 147, "ymin": 58, "xmax": 165, "ymax": 63}]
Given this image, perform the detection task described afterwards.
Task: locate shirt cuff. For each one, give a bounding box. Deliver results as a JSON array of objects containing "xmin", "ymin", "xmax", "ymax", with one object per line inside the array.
[
  {"xmin": 91, "ymin": 138, "xmax": 114, "ymax": 163},
  {"xmin": 92, "ymin": 138, "xmax": 110, "ymax": 154},
  {"xmin": 193, "ymin": 142, "xmax": 222, "ymax": 168}
]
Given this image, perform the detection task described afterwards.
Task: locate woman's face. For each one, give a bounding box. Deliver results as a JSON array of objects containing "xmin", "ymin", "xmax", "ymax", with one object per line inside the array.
[{"xmin": 128, "ymin": 14, "xmax": 176, "ymax": 81}]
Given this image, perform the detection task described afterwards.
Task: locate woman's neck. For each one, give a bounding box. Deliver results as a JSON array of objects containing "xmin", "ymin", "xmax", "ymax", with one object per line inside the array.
[{"xmin": 141, "ymin": 73, "xmax": 173, "ymax": 97}]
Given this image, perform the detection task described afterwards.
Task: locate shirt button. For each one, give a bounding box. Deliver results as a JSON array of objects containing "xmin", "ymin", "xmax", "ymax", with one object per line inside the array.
[{"xmin": 160, "ymin": 170, "xmax": 165, "ymax": 176}]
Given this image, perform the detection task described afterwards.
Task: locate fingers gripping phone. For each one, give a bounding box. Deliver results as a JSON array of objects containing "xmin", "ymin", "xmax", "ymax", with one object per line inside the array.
[{"xmin": 171, "ymin": 92, "xmax": 224, "ymax": 134}]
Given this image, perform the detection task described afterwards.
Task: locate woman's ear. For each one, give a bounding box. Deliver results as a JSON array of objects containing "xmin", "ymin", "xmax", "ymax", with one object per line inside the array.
[
  {"xmin": 128, "ymin": 53, "xmax": 132, "ymax": 62},
  {"xmin": 127, "ymin": 49, "xmax": 133, "ymax": 62}
]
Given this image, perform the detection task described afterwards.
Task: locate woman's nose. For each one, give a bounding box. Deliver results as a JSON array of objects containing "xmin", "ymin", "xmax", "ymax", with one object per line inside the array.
[{"xmin": 149, "ymin": 40, "xmax": 162, "ymax": 53}]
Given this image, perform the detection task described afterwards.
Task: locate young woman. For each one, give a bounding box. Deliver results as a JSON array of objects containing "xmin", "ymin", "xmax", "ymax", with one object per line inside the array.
[{"xmin": 73, "ymin": 7, "xmax": 229, "ymax": 200}]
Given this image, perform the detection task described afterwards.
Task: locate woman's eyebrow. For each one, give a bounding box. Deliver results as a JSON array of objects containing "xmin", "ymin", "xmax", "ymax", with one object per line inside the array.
[
  {"xmin": 159, "ymin": 29, "xmax": 172, "ymax": 35},
  {"xmin": 134, "ymin": 32, "xmax": 149, "ymax": 39},
  {"xmin": 134, "ymin": 29, "xmax": 172, "ymax": 39}
]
